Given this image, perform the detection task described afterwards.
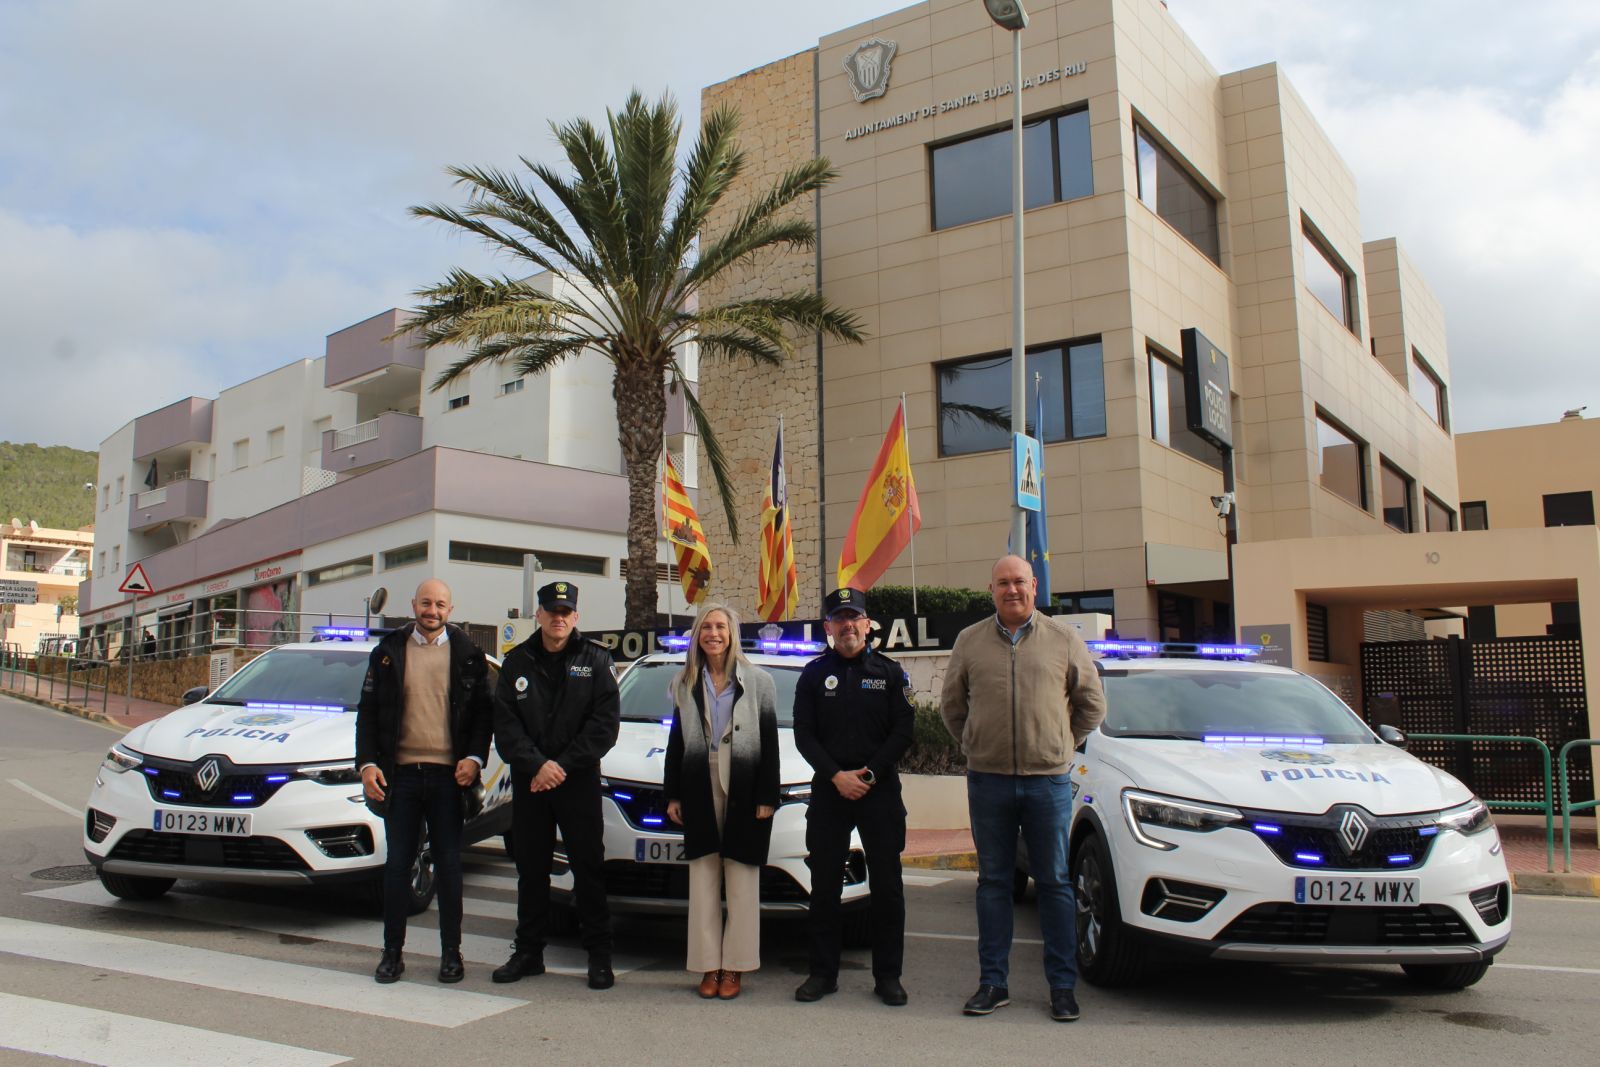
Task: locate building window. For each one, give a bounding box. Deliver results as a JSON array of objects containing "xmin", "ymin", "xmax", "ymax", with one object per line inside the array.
[
  {"xmin": 306, "ymin": 555, "xmax": 374, "ymax": 587},
  {"xmin": 449, "ymin": 541, "xmax": 606, "ymax": 574},
  {"xmin": 619, "ymin": 558, "xmax": 683, "ymax": 583},
  {"xmin": 115, "ymin": 476, "xmax": 124, "ymax": 503},
  {"xmin": 1424, "ymin": 492, "xmax": 1456, "ymax": 532},
  {"xmin": 1466, "ymin": 604, "xmax": 1497, "ymax": 640},
  {"xmin": 1051, "ymin": 590, "xmax": 1115, "ymax": 620},
  {"xmin": 1543, "ymin": 491, "xmax": 1595, "ymax": 527},
  {"xmin": 446, "ymin": 395, "xmax": 471, "ymax": 411},
  {"xmin": 1550, "ymin": 601, "xmax": 1581, "ymax": 638},
  {"xmin": 266, "ymin": 427, "xmax": 285, "ymax": 459},
  {"xmin": 232, "ymin": 438, "xmax": 250, "ymax": 470},
  {"xmin": 500, "ymin": 378, "xmax": 525, "ymax": 396},
  {"xmin": 1461, "ymin": 501, "xmax": 1488, "ymax": 531},
  {"xmin": 1148, "ymin": 348, "xmax": 1222, "ymax": 471},
  {"xmin": 1316, "ymin": 413, "xmax": 1366, "ymax": 510},
  {"xmin": 111, "ymin": 545, "xmax": 120, "ymax": 571},
  {"xmin": 1134, "ymin": 124, "xmax": 1220, "ymax": 264},
  {"xmin": 1379, "ymin": 459, "xmax": 1414, "ymax": 532},
  {"xmin": 931, "ymin": 108, "xmax": 1093, "ymax": 231},
  {"xmin": 101, "ymin": 484, "xmax": 110, "ymax": 511},
  {"xmin": 1301, "ymin": 218, "xmax": 1357, "ymax": 333},
  {"xmin": 533, "ymin": 551, "xmax": 608, "ymax": 576},
  {"xmin": 1410, "ymin": 350, "xmax": 1448, "ymax": 431},
  {"xmin": 936, "ymin": 338, "xmax": 1105, "ymax": 457},
  {"xmin": 1306, "ymin": 601, "xmax": 1330, "ymax": 663},
  {"xmin": 97, "ymin": 550, "xmax": 106, "ymax": 576},
  {"xmin": 382, "ymin": 542, "xmax": 429, "ymax": 570}
]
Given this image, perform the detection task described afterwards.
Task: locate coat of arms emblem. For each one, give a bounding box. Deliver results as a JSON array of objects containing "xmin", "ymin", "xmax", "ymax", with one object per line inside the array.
[
  {"xmin": 844, "ymin": 38, "xmax": 897, "ymax": 103},
  {"xmin": 881, "ymin": 471, "xmax": 907, "ymax": 511}
]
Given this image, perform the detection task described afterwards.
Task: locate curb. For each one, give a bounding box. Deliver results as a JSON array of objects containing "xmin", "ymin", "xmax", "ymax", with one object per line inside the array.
[
  {"xmin": 904, "ymin": 851, "xmax": 978, "ymax": 871},
  {"xmin": 1511, "ymin": 871, "xmax": 1600, "ymax": 898},
  {"xmin": 1, "ymin": 688, "xmax": 125, "ymax": 731}
]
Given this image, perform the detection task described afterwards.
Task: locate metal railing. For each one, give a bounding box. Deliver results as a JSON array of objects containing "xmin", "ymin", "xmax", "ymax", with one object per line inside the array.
[
  {"xmin": 332, "ymin": 418, "xmax": 381, "ymax": 449},
  {"xmin": 1557, "ymin": 739, "xmax": 1600, "ymax": 874},
  {"xmin": 1409, "ymin": 733, "xmax": 1555, "ymax": 873}
]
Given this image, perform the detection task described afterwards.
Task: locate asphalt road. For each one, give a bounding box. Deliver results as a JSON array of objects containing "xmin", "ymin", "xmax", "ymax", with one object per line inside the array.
[{"xmin": 3, "ymin": 692, "xmax": 1598, "ymax": 1066}]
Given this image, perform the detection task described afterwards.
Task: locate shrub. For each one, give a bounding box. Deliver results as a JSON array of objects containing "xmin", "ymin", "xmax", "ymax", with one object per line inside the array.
[
  {"xmin": 869, "ymin": 584, "xmax": 992, "ymax": 617},
  {"xmin": 899, "ymin": 701, "xmax": 966, "ymax": 775}
]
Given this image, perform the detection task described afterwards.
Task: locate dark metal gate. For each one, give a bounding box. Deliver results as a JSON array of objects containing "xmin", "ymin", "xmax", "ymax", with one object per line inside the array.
[{"xmin": 1359, "ymin": 635, "xmax": 1592, "ymax": 811}]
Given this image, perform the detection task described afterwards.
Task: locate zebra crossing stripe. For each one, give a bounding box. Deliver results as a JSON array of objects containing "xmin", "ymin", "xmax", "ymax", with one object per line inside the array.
[
  {"xmin": 0, "ymin": 991, "xmax": 349, "ymax": 1067},
  {"xmin": 0, "ymin": 916, "xmax": 520, "ymax": 1028}
]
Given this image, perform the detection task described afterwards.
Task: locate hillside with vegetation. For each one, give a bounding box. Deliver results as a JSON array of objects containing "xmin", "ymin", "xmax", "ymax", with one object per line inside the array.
[{"xmin": 0, "ymin": 442, "xmax": 99, "ymax": 530}]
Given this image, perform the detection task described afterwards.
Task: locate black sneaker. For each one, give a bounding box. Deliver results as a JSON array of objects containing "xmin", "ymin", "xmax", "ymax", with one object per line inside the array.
[
  {"xmin": 374, "ymin": 947, "xmax": 404, "ymax": 984},
  {"xmin": 492, "ymin": 949, "xmax": 544, "ymax": 984},
  {"xmin": 795, "ymin": 974, "xmax": 838, "ymax": 1002},
  {"xmin": 587, "ymin": 957, "xmax": 615, "ymax": 990},
  {"xmin": 438, "ymin": 949, "xmax": 465, "ymax": 984},
  {"xmin": 1049, "ymin": 987, "xmax": 1080, "ymax": 1022},
  {"xmin": 874, "ymin": 978, "xmax": 908, "ymax": 1007},
  {"xmin": 962, "ymin": 984, "xmax": 1010, "ymax": 1015}
]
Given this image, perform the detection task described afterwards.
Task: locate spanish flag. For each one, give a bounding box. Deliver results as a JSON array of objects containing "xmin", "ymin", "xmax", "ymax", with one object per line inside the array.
[
  {"xmin": 757, "ymin": 422, "xmax": 799, "ymax": 621},
  {"xmin": 837, "ymin": 400, "xmax": 920, "ymax": 591},
  {"xmin": 662, "ymin": 451, "xmax": 712, "ymax": 605}
]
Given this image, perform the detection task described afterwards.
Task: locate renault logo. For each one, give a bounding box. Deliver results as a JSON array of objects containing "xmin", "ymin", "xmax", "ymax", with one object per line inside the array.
[
  {"xmin": 196, "ymin": 758, "xmax": 221, "ymax": 792},
  {"xmin": 1337, "ymin": 810, "xmax": 1369, "ymax": 854}
]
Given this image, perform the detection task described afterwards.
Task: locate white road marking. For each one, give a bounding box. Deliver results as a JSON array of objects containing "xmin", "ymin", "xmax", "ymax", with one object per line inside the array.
[
  {"xmin": 901, "ymin": 873, "xmax": 953, "ymax": 886},
  {"xmin": 462, "ymin": 870, "xmax": 519, "ymax": 892},
  {"xmin": 8, "ymin": 777, "xmax": 80, "ymax": 818},
  {"xmin": 29, "ymin": 880, "xmax": 648, "ymax": 976},
  {"xmin": 0, "ymin": 916, "xmax": 520, "ymax": 1027},
  {"xmin": 0, "ymin": 991, "xmax": 349, "ymax": 1067},
  {"xmin": 1495, "ymin": 962, "xmax": 1600, "ymax": 977},
  {"xmin": 906, "ymin": 930, "xmax": 1045, "ymax": 945}
]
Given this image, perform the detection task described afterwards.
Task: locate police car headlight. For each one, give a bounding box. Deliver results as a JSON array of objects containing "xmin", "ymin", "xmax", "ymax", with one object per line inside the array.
[
  {"xmin": 102, "ymin": 743, "xmax": 143, "ymax": 774},
  {"xmin": 294, "ymin": 760, "xmax": 361, "ymax": 786},
  {"xmin": 1436, "ymin": 797, "xmax": 1491, "ymax": 835},
  {"xmin": 1121, "ymin": 789, "xmax": 1242, "ymax": 850},
  {"xmin": 779, "ymin": 783, "xmax": 813, "ymax": 805}
]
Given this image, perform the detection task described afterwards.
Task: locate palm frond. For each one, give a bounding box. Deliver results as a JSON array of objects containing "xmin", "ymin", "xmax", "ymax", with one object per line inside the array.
[
  {"xmin": 610, "ymin": 92, "xmax": 679, "ymax": 300},
  {"xmin": 658, "ymin": 104, "xmax": 743, "ymax": 309},
  {"xmin": 672, "ymin": 361, "xmax": 740, "ymax": 543}
]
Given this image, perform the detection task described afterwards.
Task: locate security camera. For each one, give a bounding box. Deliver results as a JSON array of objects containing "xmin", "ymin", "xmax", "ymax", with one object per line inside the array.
[
  {"xmin": 83, "ymin": 483, "xmax": 94, "ymax": 491},
  {"xmin": 1210, "ymin": 492, "xmax": 1235, "ymax": 517}
]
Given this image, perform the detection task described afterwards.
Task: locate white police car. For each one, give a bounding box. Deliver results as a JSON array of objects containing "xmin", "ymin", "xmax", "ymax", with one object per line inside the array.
[
  {"xmin": 1057, "ymin": 642, "xmax": 1511, "ymax": 991},
  {"xmin": 83, "ymin": 632, "xmax": 513, "ymax": 913},
  {"xmin": 543, "ymin": 642, "xmax": 873, "ymax": 935}
]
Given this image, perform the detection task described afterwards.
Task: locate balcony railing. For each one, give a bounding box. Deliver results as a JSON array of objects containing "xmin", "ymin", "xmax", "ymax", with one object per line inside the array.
[
  {"xmin": 332, "ymin": 418, "xmax": 381, "ymax": 450},
  {"xmin": 321, "ymin": 411, "xmax": 423, "ymax": 475}
]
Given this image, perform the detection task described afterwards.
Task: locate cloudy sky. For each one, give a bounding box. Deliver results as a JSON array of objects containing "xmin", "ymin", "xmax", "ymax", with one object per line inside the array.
[{"xmin": 2, "ymin": 0, "xmax": 1594, "ymax": 450}]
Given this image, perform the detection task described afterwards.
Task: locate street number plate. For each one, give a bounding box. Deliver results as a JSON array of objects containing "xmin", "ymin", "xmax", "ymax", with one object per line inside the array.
[
  {"xmin": 152, "ymin": 809, "xmax": 252, "ymax": 837},
  {"xmin": 634, "ymin": 837, "xmax": 688, "ymax": 864},
  {"xmin": 1294, "ymin": 876, "xmax": 1418, "ymax": 906}
]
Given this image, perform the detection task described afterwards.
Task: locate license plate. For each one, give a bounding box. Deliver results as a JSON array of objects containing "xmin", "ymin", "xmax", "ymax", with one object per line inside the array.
[
  {"xmin": 1294, "ymin": 875, "xmax": 1418, "ymax": 906},
  {"xmin": 152, "ymin": 809, "xmax": 252, "ymax": 837},
  {"xmin": 634, "ymin": 837, "xmax": 687, "ymax": 864}
]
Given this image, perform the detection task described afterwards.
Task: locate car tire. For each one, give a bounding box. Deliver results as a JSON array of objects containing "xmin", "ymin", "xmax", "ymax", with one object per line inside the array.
[
  {"xmin": 1013, "ymin": 868, "xmax": 1030, "ymax": 902},
  {"xmin": 1401, "ymin": 960, "xmax": 1491, "ymax": 990},
  {"xmin": 406, "ymin": 829, "xmax": 438, "ymax": 916},
  {"xmin": 1071, "ymin": 832, "xmax": 1145, "ymax": 987},
  {"xmin": 98, "ymin": 870, "xmax": 175, "ymax": 901}
]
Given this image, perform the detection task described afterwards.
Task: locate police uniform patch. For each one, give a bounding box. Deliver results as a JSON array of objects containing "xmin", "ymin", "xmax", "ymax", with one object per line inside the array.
[
  {"xmin": 1261, "ymin": 749, "xmax": 1336, "ymax": 766},
  {"xmin": 904, "ymin": 685, "xmax": 916, "ymax": 703},
  {"xmin": 515, "ymin": 675, "xmax": 529, "ymax": 693},
  {"xmin": 824, "ymin": 675, "xmax": 838, "ymax": 690}
]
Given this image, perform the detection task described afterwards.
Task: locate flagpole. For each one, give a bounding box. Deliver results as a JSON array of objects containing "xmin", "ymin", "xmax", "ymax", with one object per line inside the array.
[
  {"xmin": 664, "ymin": 448, "xmax": 676, "ymax": 632},
  {"xmin": 901, "ymin": 393, "xmax": 917, "ymax": 616}
]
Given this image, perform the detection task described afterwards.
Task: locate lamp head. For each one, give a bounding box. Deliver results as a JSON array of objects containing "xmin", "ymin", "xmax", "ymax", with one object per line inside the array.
[{"xmin": 983, "ymin": 0, "xmax": 1029, "ymax": 31}]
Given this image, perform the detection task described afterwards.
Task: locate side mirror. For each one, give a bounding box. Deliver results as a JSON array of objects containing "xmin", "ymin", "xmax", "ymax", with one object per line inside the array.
[
  {"xmin": 181, "ymin": 685, "xmax": 209, "ymax": 706},
  {"xmin": 1378, "ymin": 724, "xmax": 1408, "ymax": 749}
]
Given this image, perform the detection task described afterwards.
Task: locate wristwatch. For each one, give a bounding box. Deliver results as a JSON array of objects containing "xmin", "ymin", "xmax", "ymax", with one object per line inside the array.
[{"xmin": 862, "ymin": 768, "xmax": 877, "ymax": 786}]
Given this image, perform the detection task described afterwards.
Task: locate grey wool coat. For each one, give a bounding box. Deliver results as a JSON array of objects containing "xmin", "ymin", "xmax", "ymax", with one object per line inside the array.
[{"xmin": 662, "ymin": 660, "xmax": 782, "ymax": 866}]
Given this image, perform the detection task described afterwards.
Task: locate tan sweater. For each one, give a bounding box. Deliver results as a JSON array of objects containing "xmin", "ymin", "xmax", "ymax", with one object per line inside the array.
[
  {"xmin": 940, "ymin": 613, "xmax": 1107, "ymax": 775},
  {"xmin": 397, "ymin": 642, "xmax": 452, "ymax": 766}
]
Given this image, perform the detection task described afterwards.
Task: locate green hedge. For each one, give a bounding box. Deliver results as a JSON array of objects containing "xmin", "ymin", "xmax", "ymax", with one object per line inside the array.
[
  {"xmin": 868, "ymin": 584, "xmax": 992, "ymax": 617},
  {"xmin": 898, "ymin": 701, "xmax": 965, "ymax": 775}
]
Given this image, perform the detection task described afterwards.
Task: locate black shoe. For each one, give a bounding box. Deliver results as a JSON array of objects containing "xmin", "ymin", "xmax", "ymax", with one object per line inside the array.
[
  {"xmin": 374, "ymin": 948, "xmax": 404, "ymax": 984},
  {"xmin": 438, "ymin": 949, "xmax": 464, "ymax": 984},
  {"xmin": 795, "ymin": 974, "xmax": 838, "ymax": 1002},
  {"xmin": 1050, "ymin": 987, "xmax": 1080, "ymax": 1022},
  {"xmin": 962, "ymin": 984, "xmax": 1010, "ymax": 1015},
  {"xmin": 587, "ymin": 957, "xmax": 615, "ymax": 990},
  {"xmin": 874, "ymin": 978, "xmax": 908, "ymax": 1006},
  {"xmin": 492, "ymin": 949, "xmax": 544, "ymax": 984}
]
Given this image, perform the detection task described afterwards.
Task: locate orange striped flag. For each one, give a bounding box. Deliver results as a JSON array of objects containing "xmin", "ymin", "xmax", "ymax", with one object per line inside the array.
[
  {"xmin": 836, "ymin": 399, "xmax": 920, "ymax": 591},
  {"xmin": 757, "ymin": 422, "xmax": 798, "ymax": 621},
  {"xmin": 662, "ymin": 451, "xmax": 712, "ymax": 605}
]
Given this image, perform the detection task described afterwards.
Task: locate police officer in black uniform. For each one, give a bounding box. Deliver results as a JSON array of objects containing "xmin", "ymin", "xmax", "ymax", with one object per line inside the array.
[{"xmin": 793, "ymin": 588, "xmax": 916, "ymax": 1006}]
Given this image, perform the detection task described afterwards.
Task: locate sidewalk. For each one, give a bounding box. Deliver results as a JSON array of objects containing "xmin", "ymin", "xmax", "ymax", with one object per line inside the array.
[{"xmin": 0, "ymin": 673, "xmax": 175, "ymax": 730}]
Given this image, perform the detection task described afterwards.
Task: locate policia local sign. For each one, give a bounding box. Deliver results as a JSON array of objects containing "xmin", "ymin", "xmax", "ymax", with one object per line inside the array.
[{"xmin": 589, "ymin": 613, "xmax": 987, "ymax": 664}]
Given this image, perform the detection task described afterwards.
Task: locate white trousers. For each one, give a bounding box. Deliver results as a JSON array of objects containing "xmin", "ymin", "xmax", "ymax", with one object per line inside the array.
[{"xmin": 686, "ymin": 750, "xmax": 761, "ymax": 973}]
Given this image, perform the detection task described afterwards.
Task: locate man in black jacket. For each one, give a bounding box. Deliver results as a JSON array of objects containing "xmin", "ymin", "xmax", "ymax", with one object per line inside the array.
[
  {"xmin": 491, "ymin": 580, "xmax": 621, "ymax": 989},
  {"xmin": 356, "ymin": 578, "xmax": 492, "ymax": 984},
  {"xmin": 792, "ymin": 588, "xmax": 916, "ymax": 1006}
]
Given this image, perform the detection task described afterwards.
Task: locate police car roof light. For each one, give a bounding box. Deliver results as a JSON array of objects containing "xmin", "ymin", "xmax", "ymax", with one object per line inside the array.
[
  {"xmin": 658, "ymin": 636, "xmax": 692, "ymax": 651},
  {"xmin": 312, "ymin": 626, "xmax": 369, "ymax": 641},
  {"xmin": 757, "ymin": 639, "xmax": 827, "ymax": 655},
  {"xmin": 1087, "ymin": 640, "xmax": 1263, "ymax": 660},
  {"xmin": 1203, "ymin": 734, "xmax": 1325, "ymax": 746},
  {"xmin": 245, "ymin": 701, "xmax": 344, "ymax": 714}
]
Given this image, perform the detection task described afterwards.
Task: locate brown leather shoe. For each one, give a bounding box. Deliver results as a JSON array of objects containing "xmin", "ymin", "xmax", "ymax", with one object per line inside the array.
[
  {"xmin": 698, "ymin": 970, "xmax": 721, "ymax": 999},
  {"xmin": 717, "ymin": 970, "xmax": 742, "ymax": 1000}
]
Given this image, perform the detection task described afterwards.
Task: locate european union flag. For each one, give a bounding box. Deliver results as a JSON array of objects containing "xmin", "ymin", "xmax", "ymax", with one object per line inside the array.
[{"xmin": 1025, "ymin": 382, "xmax": 1051, "ymax": 607}]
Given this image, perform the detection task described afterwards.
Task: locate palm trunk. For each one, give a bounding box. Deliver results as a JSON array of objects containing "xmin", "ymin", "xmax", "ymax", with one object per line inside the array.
[{"xmin": 615, "ymin": 362, "xmax": 668, "ymax": 631}]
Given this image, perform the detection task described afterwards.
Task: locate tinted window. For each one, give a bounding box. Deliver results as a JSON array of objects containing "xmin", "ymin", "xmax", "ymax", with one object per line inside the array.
[
  {"xmin": 1100, "ymin": 668, "xmax": 1374, "ymax": 743},
  {"xmin": 1424, "ymin": 493, "xmax": 1456, "ymax": 533},
  {"xmin": 208, "ymin": 647, "xmax": 372, "ymax": 710},
  {"xmin": 932, "ymin": 109, "xmax": 1093, "ymax": 230},
  {"xmin": 1410, "ymin": 350, "xmax": 1447, "ymax": 429},
  {"xmin": 618, "ymin": 660, "xmax": 804, "ymax": 727},
  {"xmin": 1149, "ymin": 350, "xmax": 1222, "ymax": 470},
  {"xmin": 1135, "ymin": 126, "xmax": 1219, "ymax": 263},
  {"xmin": 1543, "ymin": 491, "xmax": 1595, "ymax": 527},
  {"xmin": 1302, "ymin": 221, "xmax": 1355, "ymax": 332},
  {"xmin": 1380, "ymin": 460, "xmax": 1413, "ymax": 531},
  {"xmin": 937, "ymin": 339, "xmax": 1105, "ymax": 456},
  {"xmin": 1462, "ymin": 501, "xmax": 1488, "ymax": 531},
  {"xmin": 1316, "ymin": 415, "xmax": 1366, "ymax": 509}
]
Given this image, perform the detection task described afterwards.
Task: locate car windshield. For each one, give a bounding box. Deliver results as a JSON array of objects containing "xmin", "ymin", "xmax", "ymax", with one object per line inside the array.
[
  {"xmin": 1100, "ymin": 668, "xmax": 1376, "ymax": 744},
  {"xmin": 619, "ymin": 660, "xmax": 804, "ymax": 727},
  {"xmin": 207, "ymin": 647, "xmax": 372, "ymax": 711}
]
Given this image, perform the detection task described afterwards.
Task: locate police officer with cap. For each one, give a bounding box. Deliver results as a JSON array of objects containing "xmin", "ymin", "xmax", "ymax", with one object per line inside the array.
[
  {"xmin": 792, "ymin": 588, "xmax": 916, "ymax": 1005},
  {"xmin": 491, "ymin": 580, "xmax": 621, "ymax": 990}
]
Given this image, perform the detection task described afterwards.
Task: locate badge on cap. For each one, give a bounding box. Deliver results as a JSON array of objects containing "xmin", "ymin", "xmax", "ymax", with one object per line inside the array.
[
  {"xmin": 515, "ymin": 676, "xmax": 529, "ymax": 693},
  {"xmin": 556, "ymin": 582, "xmax": 567, "ymax": 594}
]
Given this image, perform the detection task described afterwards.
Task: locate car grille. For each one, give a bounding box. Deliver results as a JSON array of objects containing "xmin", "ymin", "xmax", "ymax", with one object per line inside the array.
[
  {"xmin": 1140, "ymin": 877, "xmax": 1226, "ymax": 922},
  {"xmin": 140, "ymin": 754, "xmax": 296, "ymax": 809},
  {"xmin": 602, "ymin": 781, "xmax": 673, "ymax": 831},
  {"xmin": 108, "ymin": 830, "xmax": 310, "ymax": 871},
  {"xmin": 306, "ymin": 824, "xmax": 375, "ymax": 859},
  {"xmin": 86, "ymin": 808, "xmax": 116, "ymax": 844},
  {"xmin": 1469, "ymin": 882, "xmax": 1510, "ymax": 926},
  {"xmin": 1238, "ymin": 804, "xmax": 1442, "ymax": 871},
  {"xmin": 1218, "ymin": 903, "xmax": 1474, "ymax": 945}
]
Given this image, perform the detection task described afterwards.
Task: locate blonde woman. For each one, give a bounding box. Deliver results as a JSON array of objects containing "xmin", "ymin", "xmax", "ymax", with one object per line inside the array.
[{"xmin": 663, "ymin": 603, "xmax": 780, "ymax": 999}]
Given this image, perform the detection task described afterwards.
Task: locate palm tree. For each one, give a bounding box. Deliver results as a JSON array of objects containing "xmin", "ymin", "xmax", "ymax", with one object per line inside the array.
[{"xmin": 400, "ymin": 91, "xmax": 863, "ymax": 629}]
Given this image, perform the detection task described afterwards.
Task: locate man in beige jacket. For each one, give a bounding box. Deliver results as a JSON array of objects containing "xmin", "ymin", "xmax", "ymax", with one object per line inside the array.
[{"xmin": 940, "ymin": 555, "xmax": 1106, "ymax": 1022}]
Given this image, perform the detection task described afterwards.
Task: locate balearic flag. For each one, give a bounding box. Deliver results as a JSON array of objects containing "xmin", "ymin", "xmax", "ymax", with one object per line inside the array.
[
  {"xmin": 662, "ymin": 451, "xmax": 712, "ymax": 605},
  {"xmin": 836, "ymin": 399, "xmax": 921, "ymax": 591},
  {"xmin": 757, "ymin": 423, "xmax": 799, "ymax": 621}
]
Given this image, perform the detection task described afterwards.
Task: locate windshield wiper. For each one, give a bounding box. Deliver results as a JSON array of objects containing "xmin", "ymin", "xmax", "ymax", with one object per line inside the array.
[
  {"xmin": 1110, "ymin": 731, "xmax": 1199, "ymax": 740},
  {"xmin": 202, "ymin": 697, "xmax": 248, "ymax": 706}
]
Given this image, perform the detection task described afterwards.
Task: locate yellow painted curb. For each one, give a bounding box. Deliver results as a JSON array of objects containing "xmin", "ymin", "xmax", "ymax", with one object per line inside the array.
[
  {"xmin": 903, "ymin": 851, "xmax": 979, "ymax": 871},
  {"xmin": 1511, "ymin": 871, "xmax": 1600, "ymax": 897},
  {"xmin": 0, "ymin": 689, "xmax": 125, "ymax": 731}
]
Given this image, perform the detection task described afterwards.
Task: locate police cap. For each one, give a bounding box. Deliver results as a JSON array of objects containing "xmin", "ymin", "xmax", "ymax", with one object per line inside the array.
[
  {"xmin": 823, "ymin": 587, "xmax": 868, "ymax": 618},
  {"xmin": 537, "ymin": 581, "xmax": 579, "ymax": 611}
]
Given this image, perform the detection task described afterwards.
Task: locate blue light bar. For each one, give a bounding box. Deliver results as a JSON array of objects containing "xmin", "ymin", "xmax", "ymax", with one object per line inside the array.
[
  {"xmin": 1253, "ymin": 823, "xmax": 1282, "ymax": 835},
  {"xmin": 662, "ymin": 718, "xmax": 673, "ymax": 728},
  {"xmin": 641, "ymin": 816, "xmax": 664, "ymax": 825},
  {"xmin": 313, "ymin": 626, "xmax": 369, "ymax": 639},
  {"xmin": 162, "ymin": 790, "xmax": 180, "ymax": 798},
  {"xmin": 144, "ymin": 768, "xmax": 160, "ymax": 776},
  {"xmin": 1087, "ymin": 640, "xmax": 1163, "ymax": 655},
  {"xmin": 266, "ymin": 775, "xmax": 289, "ymax": 783},
  {"xmin": 245, "ymin": 701, "xmax": 341, "ymax": 714},
  {"xmin": 757, "ymin": 639, "xmax": 827, "ymax": 655},
  {"xmin": 659, "ymin": 636, "xmax": 692, "ymax": 650},
  {"xmin": 232, "ymin": 794, "xmax": 253, "ymax": 803},
  {"xmin": 1204, "ymin": 735, "xmax": 1325, "ymax": 746},
  {"xmin": 1294, "ymin": 852, "xmax": 1323, "ymax": 864},
  {"xmin": 1196, "ymin": 644, "xmax": 1262, "ymax": 657},
  {"xmin": 1388, "ymin": 854, "xmax": 1413, "ymax": 865},
  {"xmin": 612, "ymin": 792, "xmax": 633, "ymax": 802},
  {"xmin": 1088, "ymin": 640, "xmax": 1263, "ymax": 658},
  {"xmin": 1418, "ymin": 827, "xmax": 1439, "ymax": 837}
]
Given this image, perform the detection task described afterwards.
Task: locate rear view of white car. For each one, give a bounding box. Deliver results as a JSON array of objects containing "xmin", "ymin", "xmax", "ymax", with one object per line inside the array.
[{"xmin": 1066, "ymin": 645, "xmax": 1511, "ymax": 990}]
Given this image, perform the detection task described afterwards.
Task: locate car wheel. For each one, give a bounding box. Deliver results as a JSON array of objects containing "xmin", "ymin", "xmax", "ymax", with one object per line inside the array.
[
  {"xmin": 1071, "ymin": 832, "xmax": 1145, "ymax": 986},
  {"xmin": 1013, "ymin": 868, "xmax": 1030, "ymax": 902},
  {"xmin": 1402, "ymin": 960, "xmax": 1491, "ymax": 990},
  {"xmin": 406, "ymin": 829, "xmax": 438, "ymax": 916},
  {"xmin": 98, "ymin": 870, "xmax": 175, "ymax": 901}
]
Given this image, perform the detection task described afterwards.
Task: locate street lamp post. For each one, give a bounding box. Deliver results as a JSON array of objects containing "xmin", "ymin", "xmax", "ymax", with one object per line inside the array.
[{"xmin": 983, "ymin": 0, "xmax": 1030, "ymax": 554}]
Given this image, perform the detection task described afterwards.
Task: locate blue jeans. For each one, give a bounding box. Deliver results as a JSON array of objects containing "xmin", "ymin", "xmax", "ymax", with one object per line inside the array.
[{"xmin": 967, "ymin": 770, "xmax": 1077, "ymax": 990}]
